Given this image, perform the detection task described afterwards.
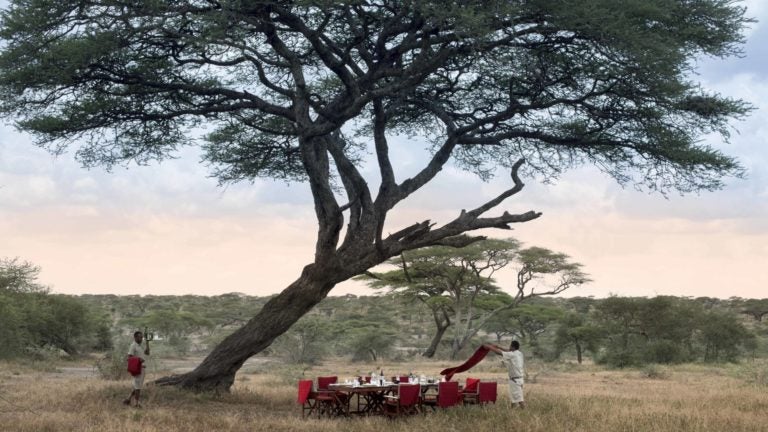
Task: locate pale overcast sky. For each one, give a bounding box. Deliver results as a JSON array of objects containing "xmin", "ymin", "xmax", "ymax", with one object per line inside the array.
[{"xmin": 1, "ymin": 2, "xmax": 766, "ymax": 299}]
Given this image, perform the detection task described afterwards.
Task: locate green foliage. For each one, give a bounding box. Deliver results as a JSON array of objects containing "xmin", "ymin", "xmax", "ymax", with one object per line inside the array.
[
  {"xmin": 738, "ymin": 299, "xmax": 768, "ymax": 322},
  {"xmin": 0, "ymin": 257, "xmax": 47, "ymax": 294},
  {"xmin": 14, "ymin": 287, "xmax": 766, "ymax": 369},
  {"xmin": 0, "ymin": 257, "xmax": 110, "ymax": 358},
  {"xmin": 2, "ymin": 256, "xmax": 760, "ymax": 369},
  {"xmin": 732, "ymin": 360, "xmax": 768, "ymax": 387},
  {"xmin": 485, "ymin": 302, "xmax": 564, "ymax": 357},
  {"xmin": 592, "ymin": 296, "xmax": 756, "ymax": 367},
  {"xmin": 554, "ymin": 312, "xmax": 604, "ymax": 364},
  {"xmin": 0, "ymin": 0, "xmax": 751, "ymax": 190},
  {"xmin": 347, "ymin": 328, "xmax": 397, "ymax": 362},
  {"xmin": 95, "ymin": 342, "xmax": 131, "ymax": 381},
  {"xmin": 270, "ymin": 316, "xmax": 332, "ymax": 364},
  {"xmin": 0, "ymin": 294, "xmax": 25, "ymax": 357},
  {"xmin": 360, "ymin": 238, "xmax": 521, "ymax": 357},
  {"xmin": 118, "ymin": 307, "xmax": 215, "ymax": 355},
  {"xmin": 93, "ymin": 320, "xmax": 114, "ymax": 352},
  {"xmin": 516, "ymin": 247, "xmax": 592, "ymax": 295},
  {"xmin": 698, "ymin": 310, "xmax": 755, "ymax": 362}
]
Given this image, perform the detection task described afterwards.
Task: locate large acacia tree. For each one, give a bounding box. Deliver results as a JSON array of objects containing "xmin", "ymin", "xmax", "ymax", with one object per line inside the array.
[{"xmin": 0, "ymin": 1, "xmax": 750, "ymax": 390}]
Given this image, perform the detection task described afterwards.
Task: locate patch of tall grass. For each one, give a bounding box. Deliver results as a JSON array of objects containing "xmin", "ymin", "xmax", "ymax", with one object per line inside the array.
[{"xmin": 2, "ymin": 359, "xmax": 768, "ymax": 432}]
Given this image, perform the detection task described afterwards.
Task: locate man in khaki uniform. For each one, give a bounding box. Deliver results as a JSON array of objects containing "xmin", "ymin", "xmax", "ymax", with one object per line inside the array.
[{"xmin": 484, "ymin": 341, "xmax": 525, "ymax": 408}]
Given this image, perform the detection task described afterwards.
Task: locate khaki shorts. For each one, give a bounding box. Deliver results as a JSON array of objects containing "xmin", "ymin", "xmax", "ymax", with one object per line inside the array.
[
  {"xmin": 132, "ymin": 371, "xmax": 145, "ymax": 390},
  {"xmin": 508, "ymin": 378, "xmax": 524, "ymax": 403}
]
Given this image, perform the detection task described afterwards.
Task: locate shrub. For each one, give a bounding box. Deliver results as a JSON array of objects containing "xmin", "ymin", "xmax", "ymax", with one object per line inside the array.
[
  {"xmin": 732, "ymin": 360, "xmax": 768, "ymax": 386},
  {"xmin": 640, "ymin": 364, "xmax": 670, "ymax": 379},
  {"xmin": 95, "ymin": 344, "xmax": 129, "ymax": 381}
]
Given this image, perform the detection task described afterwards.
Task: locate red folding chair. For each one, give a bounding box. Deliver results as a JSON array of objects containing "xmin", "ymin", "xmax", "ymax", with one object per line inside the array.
[
  {"xmin": 297, "ymin": 379, "xmax": 317, "ymax": 418},
  {"xmin": 317, "ymin": 376, "xmax": 337, "ymax": 391},
  {"xmin": 315, "ymin": 376, "xmax": 348, "ymax": 417},
  {"xmin": 422, "ymin": 381, "xmax": 460, "ymax": 410},
  {"xmin": 385, "ymin": 383, "xmax": 422, "ymax": 418},
  {"xmin": 461, "ymin": 377, "xmax": 481, "ymax": 404},
  {"xmin": 478, "ymin": 381, "xmax": 497, "ymax": 404}
]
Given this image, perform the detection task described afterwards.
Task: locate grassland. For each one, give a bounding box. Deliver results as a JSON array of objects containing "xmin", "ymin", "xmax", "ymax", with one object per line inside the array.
[{"xmin": 1, "ymin": 357, "xmax": 767, "ymax": 432}]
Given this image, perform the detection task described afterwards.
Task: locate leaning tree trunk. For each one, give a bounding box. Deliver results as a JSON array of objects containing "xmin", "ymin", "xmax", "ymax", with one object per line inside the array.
[
  {"xmin": 422, "ymin": 321, "xmax": 449, "ymax": 358},
  {"xmin": 155, "ymin": 262, "xmax": 341, "ymax": 392},
  {"xmin": 576, "ymin": 342, "xmax": 583, "ymax": 364}
]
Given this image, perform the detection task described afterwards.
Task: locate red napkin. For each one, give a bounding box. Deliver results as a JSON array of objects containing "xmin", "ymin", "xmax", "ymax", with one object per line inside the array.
[{"xmin": 439, "ymin": 346, "xmax": 490, "ymax": 381}]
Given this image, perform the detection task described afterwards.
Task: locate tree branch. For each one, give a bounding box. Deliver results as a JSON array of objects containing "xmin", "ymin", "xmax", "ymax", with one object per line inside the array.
[
  {"xmin": 299, "ymin": 136, "xmax": 342, "ymax": 260},
  {"xmin": 325, "ymin": 132, "xmax": 374, "ymax": 243}
]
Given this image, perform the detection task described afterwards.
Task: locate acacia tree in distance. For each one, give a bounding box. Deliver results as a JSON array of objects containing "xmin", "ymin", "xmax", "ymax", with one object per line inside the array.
[
  {"xmin": 360, "ymin": 238, "xmax": 520, "ymax": 358},
  {"xmin": 554, "ymin": 312, "xmax": 603, "ymax": 364},
  {"xmin": 363, "ymin": 264, "xmax": 455, "ymax": 359},
  {"xmin": 0, "ymin": 258, "xmax": 47, "ymax": 294},
  {"xmin": 361, "ymin": 239, "xmax": 588, "ymax": 359},
  {"xmin": 0, "ymin": 1, "xmax": 750, "ymax": 391},
  {"xmin": 484, "ymin": 303, "xmax": 564, "ymax": 354}
]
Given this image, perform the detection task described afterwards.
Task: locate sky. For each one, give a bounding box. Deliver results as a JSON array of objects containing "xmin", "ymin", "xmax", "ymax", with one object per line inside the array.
[{"xmin": 1, "ymin": 2, "xmax": 767, "ymax": 300}]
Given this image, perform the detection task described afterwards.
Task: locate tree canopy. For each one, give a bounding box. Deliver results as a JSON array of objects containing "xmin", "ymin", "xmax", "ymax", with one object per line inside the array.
[
  {"xmin": 0, "ymin": 1, "xmax": 749, "ymax": 191},
  {"xmin": 0, "ymin": 0, "xmax": 752, "ymax": 391},
  {"xmin": 0, "ymin": 257, "xmax": 48, "ymax": 294},
  {"xmin": 361, "ymin": 238, "xmax": 588, "ymax": 358},
  {"xmin": 0, "ymin": 258, "xmax": 112, "ymax": 358}
]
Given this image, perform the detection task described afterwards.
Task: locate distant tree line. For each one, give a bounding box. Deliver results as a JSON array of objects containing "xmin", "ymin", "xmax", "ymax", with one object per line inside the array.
[
  {"xmin": 0, "ymin": 258, "xmax": 111, "ymax": 359},
  {"xmin": 84, "ymin": 291, "xmax": 764, "ymax": 367},
  {"xmin": 524, "ymin": 296, "xmax": 759, "ymax": 366},
  {"xmin": 4, "ymin": 256, "xmax": 765, "ymax": 368}
]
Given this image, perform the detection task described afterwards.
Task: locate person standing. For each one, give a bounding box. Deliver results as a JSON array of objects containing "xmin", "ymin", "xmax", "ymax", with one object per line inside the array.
[
  {"xmin": 483, "ymin": 341, "xmax": 525, "ymax": 408},
  {"xmin": 124, "ymin": 331, "xmax": 150, "ymax": 407}
]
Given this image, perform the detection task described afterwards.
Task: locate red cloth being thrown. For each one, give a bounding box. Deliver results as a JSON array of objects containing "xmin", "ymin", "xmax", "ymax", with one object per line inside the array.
[{"xmin": 439, "ymin": 345, "xmax": 490, "ymax": 381}]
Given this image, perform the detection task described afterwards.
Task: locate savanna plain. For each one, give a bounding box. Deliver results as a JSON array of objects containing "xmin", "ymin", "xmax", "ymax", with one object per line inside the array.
[{"xmin": 2, "ymin": 358, "xmax": 767, "ymax": 432}]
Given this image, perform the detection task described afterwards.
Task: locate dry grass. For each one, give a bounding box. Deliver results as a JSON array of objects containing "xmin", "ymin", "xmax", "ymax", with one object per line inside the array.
[{"xmin": 1, "ymin": 358, "xmax": 767, "ymax": 432}]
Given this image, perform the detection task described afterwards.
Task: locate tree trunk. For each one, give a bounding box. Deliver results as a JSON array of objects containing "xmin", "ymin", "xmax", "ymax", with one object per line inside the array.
[
  {"xmin": 155, "ymin": 263, "xmax": 340, "ymax": 392},
  {"xmin": 576, "ymin": 342, "xmax": 583, "ymax": 364},
  {"xmin": 422, "ymin": 321, "xmax": 449, "ymax": 358},
  {"xmin": 450, "ymin": 339, "xmax": 461, "ymax": 360}
]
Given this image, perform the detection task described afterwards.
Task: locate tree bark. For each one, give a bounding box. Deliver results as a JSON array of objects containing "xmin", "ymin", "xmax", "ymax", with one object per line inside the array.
[
  {"xmin": 576, "ymin": 342, "xmax": 583, "ymax": 364},
  {"xmin": 423, "ymin": 319, "xmax": 449, "ymax": 358},
  {"xmin": 155, "ymin": 262, "xmax": 340, "ymax": 392}
]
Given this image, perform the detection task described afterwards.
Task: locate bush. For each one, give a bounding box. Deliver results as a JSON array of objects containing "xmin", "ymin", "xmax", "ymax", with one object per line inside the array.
[
  {"xmin": 646, "ymin": 340, "xmax": 683, "ymax": 364},
  {"xmin": 598, "ymin": 349, "xmax": 641, "ymax": 368},
  {"xmin": 168, "ymin": 335, "xmax": 191, "ymax": 356},
  {"xmin": 95, "ymin": 343, "xmax": 130, "ymax": 381},
  {"xmin": 640, "ymin": 364, "xmax": 670, "ymax": 380},
  {"xmin": 732, "ymin": 360, "xmax": 768, "ymax": 386}
]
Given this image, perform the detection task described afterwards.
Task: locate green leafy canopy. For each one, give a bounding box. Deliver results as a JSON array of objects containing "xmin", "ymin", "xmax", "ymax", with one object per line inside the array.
[{"xmin": 0, "ymin": 0, "xmax": 752, "ymax": 193}]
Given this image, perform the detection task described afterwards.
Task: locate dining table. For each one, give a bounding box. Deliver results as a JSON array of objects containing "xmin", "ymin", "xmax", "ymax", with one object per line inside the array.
[{"xmin": 327, "ymin": 382, "xmax": 455, "ymax": 417}]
